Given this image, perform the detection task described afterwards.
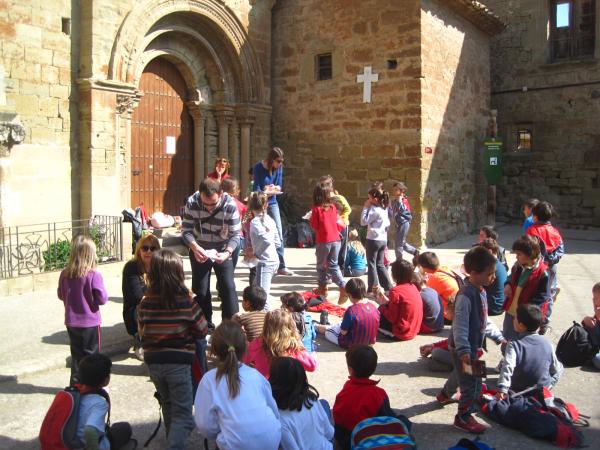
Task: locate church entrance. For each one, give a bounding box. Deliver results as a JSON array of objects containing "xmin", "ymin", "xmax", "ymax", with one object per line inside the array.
[{"xmin": 131, "ymin": 57, "xmax": 194, "ymax": 216}]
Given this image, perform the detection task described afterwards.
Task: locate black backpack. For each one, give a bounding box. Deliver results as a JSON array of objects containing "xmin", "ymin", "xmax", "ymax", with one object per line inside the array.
[{"xmin": 556, "ymin": 322, "xmax": 600, "ymax": 367}]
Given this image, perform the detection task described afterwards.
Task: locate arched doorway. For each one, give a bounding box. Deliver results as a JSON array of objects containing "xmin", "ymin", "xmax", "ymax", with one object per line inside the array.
[{"xmin": 131, "ymin": 57, "xmax": 194, "ymax": 215}]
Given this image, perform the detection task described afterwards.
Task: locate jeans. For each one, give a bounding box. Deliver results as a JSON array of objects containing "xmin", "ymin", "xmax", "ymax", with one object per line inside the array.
[
  {"xmin": 365, "ymin": 239, "xmax": 393, "ymax": 291},
  {"xmin": 67, "ymin": 326, "xmax": 100, "ymax": 386},
  {"xmin": 449, "ymin": 349, "xmax": 481, "ymax": 418},
  {"xmin": 394, "ymin": 221, "xmax": 417, "ymax": 261},
  {"xmin": 315, "ymin": 242, "xmax": 345, "ymax": 288},
  {"xmin": 255, "ymin": 262, "xmax": 279, "ymax": 310},
  {"xmin": 189, "ymin": 250, "xmax": 238, "ymax": 325},
  {"xmin": 429, "ymin": 347, "xmax": 453, "ymax": 372},
  {"xmin": 344, "ymin": 266, "xmax": 367, "ymax": 277},
  {"xmin": 147, "ymin": 363, "xmax": 195, "ymax": 450},
  {"xmin": 338, "ymin": 226, "xmax": 349, "ymax": 269},
  {"xmin": 267, "ymin": 202, "xmax": 286, "ymax": 270}
]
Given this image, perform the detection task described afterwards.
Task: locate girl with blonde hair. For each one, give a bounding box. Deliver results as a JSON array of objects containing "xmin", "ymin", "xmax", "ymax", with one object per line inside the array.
[
  {"xmin": 57, "ymin": 235, "xmax": 108, "ymax": 385},
  {"xmin": 243, "ymin": 309, "xmax": 317, "ymax": 378},
  {"xmin": 194, "ymin": 320, "xmax": 281, "ymax": 450}
]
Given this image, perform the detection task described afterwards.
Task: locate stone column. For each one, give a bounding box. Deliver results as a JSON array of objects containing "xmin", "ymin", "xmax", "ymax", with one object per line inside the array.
[
  {"xmin": 187, "ymin": 102, "xmax": 206, "ymax": 188},
  {"xmin": 214, "ymin": 106, "xmax": 234, "ymax": 159},
  {"xmin": 236, "ymin": 109, "xmax": 256, "ymax": 194}
]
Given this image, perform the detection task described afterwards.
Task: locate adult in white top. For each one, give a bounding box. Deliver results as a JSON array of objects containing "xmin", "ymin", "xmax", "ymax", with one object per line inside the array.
[{"xmin": 194, "ymin": 363, "xmax": 281, "ymax": 450}]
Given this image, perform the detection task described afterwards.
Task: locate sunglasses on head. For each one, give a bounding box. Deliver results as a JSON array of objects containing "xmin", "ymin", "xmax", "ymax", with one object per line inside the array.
[
  {"xmin": 141, "ymin": 245, "xmax": 157, "ymax": 252},
  {"xmin": 216, "ymin": 158, "xmax": 229, "ymax": 163}
]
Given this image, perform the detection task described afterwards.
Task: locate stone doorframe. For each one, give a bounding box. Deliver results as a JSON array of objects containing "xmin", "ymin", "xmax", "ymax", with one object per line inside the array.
[{"xmin": 77, "ymin": 0, "xmax": 271, "ymax": 218}]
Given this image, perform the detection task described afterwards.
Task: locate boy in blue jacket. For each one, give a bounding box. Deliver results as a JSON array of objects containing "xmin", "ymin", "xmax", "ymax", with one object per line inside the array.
[{"xmin": 447, "ymin": 246, "xmax": 497, "ymax": 434}]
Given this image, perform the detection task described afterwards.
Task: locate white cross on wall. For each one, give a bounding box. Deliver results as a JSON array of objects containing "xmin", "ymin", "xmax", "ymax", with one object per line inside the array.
[{"xmin": 357, "ymin": 66, "xmax": 378, "ymax": 103}]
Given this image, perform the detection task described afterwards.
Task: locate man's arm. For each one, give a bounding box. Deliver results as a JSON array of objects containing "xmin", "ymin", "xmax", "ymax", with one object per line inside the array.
[{"xmin": 497, "ymin": 341, "xmax": 517, "ymax": 395}]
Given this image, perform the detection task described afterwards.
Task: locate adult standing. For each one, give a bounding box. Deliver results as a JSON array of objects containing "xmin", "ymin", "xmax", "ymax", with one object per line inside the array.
[
  {"xmin": 253, "ymin": 147, "xmax": 294, "ymax": 276},
  {"xmin": 182, "ymin": 178, "xmax": 241, "ymax": 328},
  {"xmin": 206, "ymin": 156, "xmax": 231, "ymax": 183}
]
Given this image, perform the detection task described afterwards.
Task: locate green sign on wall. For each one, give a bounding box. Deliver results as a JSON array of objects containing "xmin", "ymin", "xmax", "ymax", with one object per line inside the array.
[{"xmin": 484, "ymin": 138, "xmax": 503, "ymax": 185}]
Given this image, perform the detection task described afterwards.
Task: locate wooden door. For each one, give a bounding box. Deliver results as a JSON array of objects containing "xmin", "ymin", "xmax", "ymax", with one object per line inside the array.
[{"xmin": 131, "ymin": 58, "xmax": 194, "ymax": 216}]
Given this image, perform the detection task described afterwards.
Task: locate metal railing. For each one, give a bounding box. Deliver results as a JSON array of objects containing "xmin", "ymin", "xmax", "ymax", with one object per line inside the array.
[{"xmin": 0, "ymin": 216, "xmax": 123, "ymax": 279}]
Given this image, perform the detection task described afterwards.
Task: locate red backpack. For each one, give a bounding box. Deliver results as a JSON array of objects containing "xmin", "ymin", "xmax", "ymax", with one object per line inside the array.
[{"xmin": 39, "ymin": 386, "xmax": 109, "ymax": 450}]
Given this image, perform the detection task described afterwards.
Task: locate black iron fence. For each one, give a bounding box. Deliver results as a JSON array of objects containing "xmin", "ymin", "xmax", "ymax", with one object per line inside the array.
[{"xmin": 0, "ymin": 216, "xmax": 123, "ymax": 279}]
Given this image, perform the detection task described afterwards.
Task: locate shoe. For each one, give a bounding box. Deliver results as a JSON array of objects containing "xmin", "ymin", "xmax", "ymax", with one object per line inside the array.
[
  {"xmin": 277, "ymin": 268, "xmax": 295, "ymax": 276},
  {"xmin": 453, "ymin": 414, "xmax": 487, "ymax": 434},
  {"xmin": 436, "ymin": 390, "xmax": 456, "ymax": 406},
  {"xmin": 412, "ymin": 249, "xmax": 420, "ymax": 267},
  {"xmin": 312, "ymin": 285, "xmax": 329, "ymax": 297},
  {"xmin": 319, "ymin": 310, "xmax": 330, "ymax": 325}
]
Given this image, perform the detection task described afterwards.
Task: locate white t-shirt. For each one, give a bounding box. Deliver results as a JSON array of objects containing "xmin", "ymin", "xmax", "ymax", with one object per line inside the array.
[
  {"xmin": 279, "ymin": 400, "xmax": 334, "ymax": 450},
  {"xmin": 194, "ymin": 364, "xmax": 281, "ymax": 450},
  {"xmin": 76, "ymin": 394, "xmax": 109, "ymax": 450}
]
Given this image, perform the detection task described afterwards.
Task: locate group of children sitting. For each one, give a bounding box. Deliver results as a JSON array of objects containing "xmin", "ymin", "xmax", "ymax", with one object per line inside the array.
[{"xmin": 50, "ymin": 185, "xmax": 600, "ymax": 448}]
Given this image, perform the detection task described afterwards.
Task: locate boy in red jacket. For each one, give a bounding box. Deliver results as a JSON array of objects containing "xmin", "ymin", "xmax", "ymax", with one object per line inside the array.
[{"xmin": 333, "ymin": 345, "xmax": 405, "ymax": 450}]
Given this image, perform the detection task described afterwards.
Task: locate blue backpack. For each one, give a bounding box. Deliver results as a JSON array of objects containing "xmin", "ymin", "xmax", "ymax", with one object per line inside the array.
[{"xmin": 351, "ymin": 416, "xmax": 415, "ymax": 449}]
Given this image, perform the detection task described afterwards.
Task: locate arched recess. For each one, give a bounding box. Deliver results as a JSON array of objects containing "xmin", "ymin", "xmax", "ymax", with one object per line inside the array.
[{"xmin": 109, "ymin": 0, "xmax": 265, "ymax": 104}]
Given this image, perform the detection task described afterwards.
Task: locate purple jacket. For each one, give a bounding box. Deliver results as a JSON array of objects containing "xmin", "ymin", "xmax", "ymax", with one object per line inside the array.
[{"xmin": 57, "ymin": 270, "xmax": 108, "ymax": 327}]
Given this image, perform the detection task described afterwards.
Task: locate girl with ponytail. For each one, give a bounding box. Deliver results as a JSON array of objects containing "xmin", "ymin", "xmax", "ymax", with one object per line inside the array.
[{"xmin": 194, "ymin": 320, "xmax": 281, "ymax": 450}]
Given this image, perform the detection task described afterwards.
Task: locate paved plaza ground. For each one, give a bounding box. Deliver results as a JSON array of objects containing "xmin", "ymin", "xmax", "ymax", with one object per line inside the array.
[{"xmin": 1, "ymin": 224, "xmax": 599, "ymax": 449}]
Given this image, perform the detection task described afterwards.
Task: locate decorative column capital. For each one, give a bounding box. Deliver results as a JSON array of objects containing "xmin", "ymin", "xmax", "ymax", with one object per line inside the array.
[
  {"xmin": 213, "ymin": 105, "xmax": 235, "ymax": 125},
  {"xmin": 116, "ymin": 91, "xmax": 143, "ymax": 117}
]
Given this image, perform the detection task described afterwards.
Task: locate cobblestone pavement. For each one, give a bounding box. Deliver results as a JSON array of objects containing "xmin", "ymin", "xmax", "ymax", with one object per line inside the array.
[{"xmin": 1, "ymin": 224, "xmax": 599, "ymax": 449}]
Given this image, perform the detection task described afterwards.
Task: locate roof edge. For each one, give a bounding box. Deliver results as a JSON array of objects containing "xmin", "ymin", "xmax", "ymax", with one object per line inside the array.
[{"xmin": 445, "ymin": 0, "xmax": 506, "ymax": 35}]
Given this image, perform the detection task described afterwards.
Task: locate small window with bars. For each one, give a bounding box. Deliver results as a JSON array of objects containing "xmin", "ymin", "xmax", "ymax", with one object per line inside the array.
[
  {"xmin": 316, "ymin": 53, "xmax": 332, "ymax": 81},
  {"xmin": 515, "ymin": 127, "xmax": 533, "ymax": 152}
]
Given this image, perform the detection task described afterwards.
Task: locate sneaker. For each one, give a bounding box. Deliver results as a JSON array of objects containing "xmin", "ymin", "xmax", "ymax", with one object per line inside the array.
[
  {"xmin": 453, "ymin": 414, "xmax": 487, "ymax": 434},
  {"xmin": 436, "ymin": 390, "xmax": 456, "ymax": 406},
  {"xmin": 277, "ymin": 268, "xmax": 295, "ymax": 276}
]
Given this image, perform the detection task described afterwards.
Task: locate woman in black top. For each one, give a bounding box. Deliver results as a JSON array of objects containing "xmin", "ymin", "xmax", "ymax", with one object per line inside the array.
[{"xmin": 122, "ymin": 234, "xmax": 160, "ymax": 354}]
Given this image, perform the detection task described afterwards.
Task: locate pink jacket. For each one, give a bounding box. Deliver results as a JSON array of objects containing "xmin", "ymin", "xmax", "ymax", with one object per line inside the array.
[{"xmin": 242, "ymin": 337, "xmax": 317, "ymax": 378}]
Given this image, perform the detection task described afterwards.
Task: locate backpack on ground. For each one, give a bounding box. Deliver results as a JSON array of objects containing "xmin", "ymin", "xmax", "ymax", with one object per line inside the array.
[
  {"xmin": 39, "ymin": 386, "xmax": 109, "ymax": 450},
  {"xmin": 537, "ymin": 387, "xmax": 590, "ymax": 428},
  {"xmin": 350, "ymin": 415, "xmax": 416, "ymax": 450},
  {"xmin": 556, "ymin": 321, "xmax": 600, "ymax": 367},
  {"xmin": 448, "ymin": 437, "xmax": 495, "ymax": 450}
]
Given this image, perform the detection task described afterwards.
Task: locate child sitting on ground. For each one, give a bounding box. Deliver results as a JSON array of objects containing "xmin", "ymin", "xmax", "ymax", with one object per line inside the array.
[
  {"xmin": 316, "ymin": 278, "xmax": 380, "ymax": 348},
  {"xmin": 522, "ymin": 198, "xmax": 539, "ymax": 234},
  {"xmin": 234, "ymin": 285, "xmax": 268, "ymax": 342},
  {"xmin": 413, "ymin": 271, "xmax": 444, "ymax": 334},
  {"xmin": 333, "ymin": 345, "xmax": 407, "ymax": 450},
  {"xmin": 441, "ymin": 246, "xmax": 496, "ymax": 434},
  {"xmin": 416, "ymin": 251, "xmax": 460, "ymax": 322},
  {"xmin": 270, "ymin": 357, "xmax": 334, "ymax": 450},
  {"xmin": 76, "ymin": 353, "xmax": 135, "ymax": 449},
  {"xmin": 376, "ymin": 259, "xmax": 423, "ymax": 341},
  {"xmin": 344, "ymin": 229, "xmax": 367, "ymax": 277},
  {"xmin": 478, "ymin": 238, "xmax": 508, "ymax": 316},
  {"xmin": 281, "ymin": 291, "xmax": 317, "ymax": 352},
  {"xmin": 503, "ymin": 235, "xmax": 551, "ymax": 339},
  {"xmin": 477, "ymin": 225, "xmax": 508, "ymax": 270},
  {"xmin": 194, "ymin": 321, "xmax": 281, "ymax": 450},
  {"xmin": 243, "ymin": 308, "xmax": 317, "ymax": 378},
  {"xmin": 581, "ymin": 282, "xmax": 600, "ymax": 370},
  {"xmin": 496, "ymin": 304, "xmax": 563, "ymax": 399}
]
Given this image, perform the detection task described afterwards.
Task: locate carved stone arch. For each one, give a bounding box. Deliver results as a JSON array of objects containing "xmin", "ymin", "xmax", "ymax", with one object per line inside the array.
[{"xmin": 109, "ymin": 0, "xmax": 265, "ymax": 104}]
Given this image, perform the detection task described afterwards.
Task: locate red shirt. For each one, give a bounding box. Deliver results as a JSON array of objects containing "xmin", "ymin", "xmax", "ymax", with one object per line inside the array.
[
  {"xmin": 309, "ymin": 205, "xmax": 341, "ymax": 244},
  {"xmin": 379, "ymin": 283, "xmax": 423, "ymax": 340},
  {"xmin": 333, "ymin": 377, "xmax": 389, "ymax": 432}
]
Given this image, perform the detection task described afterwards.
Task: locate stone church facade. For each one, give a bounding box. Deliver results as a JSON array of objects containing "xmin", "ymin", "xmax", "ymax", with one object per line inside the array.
[{"xmin": 1, "ymin": 0, "xmax": 596, "ymax": 247}]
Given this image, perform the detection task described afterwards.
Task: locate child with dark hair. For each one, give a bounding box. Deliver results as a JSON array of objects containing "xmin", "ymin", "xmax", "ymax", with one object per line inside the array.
[
  {"xmin": 281, "ymin": 292, "xmax": 317, "ymax": 352},
  {"xmin": 441, "ymin": 246, "xmax": 496, "ymax": 434},
  {"xmin": 234, "ymin": 285, "xmax": 268, "ymax": 342},
  {"xmin": 269, "ymin": 357, "xmax": 334, "ymax": 450},
  {"xmin": 73, "ymin": 353, "xmax": 135, "ymax": 450},
  {"xmin": 496, "ymin": 304, "xmax": 563, "ymax": 399},
  {"xmin": 522, "ymin": 198, "xmax": 539, "ymax": 234},
  {"xmin": 477, "ymin": 225, "xmax": 508, "ymax": 270},
  {"xmin": 412, "ymin": 271, "xmax": 444, "ymax": 334},
  {"xmin": 316, "ymin": 278, "xmax": 380, "ymax": 348},
  {"xmin": 582, "ymin": 282, "xmax": 600, "ymax": 370},
  {"xmin": 526, "ymin": 201, "xmax": 565, "ymax": 303},
  {"xmin": 376, "ymin": 260, "xmax": 423, "ymax": 341},
  {"xmin": 389, "ymin": 181, "xmax": 419, "ymax": 262},
  {"xmin": 333, "ymin": 345, "xmax": 406, "ymax": 450},
  {"xmin": 361, "ymin": 187, "xmax": 393, "ymax": 296},
  {"xmin": 310, "ymin": 183, "xmax": 347, "ymax": 303},
  {"xmin": 416, "ymin": 251, "xmax": 460, "ymax": 321},
  {"xmin": 503, "ymin": 235, "xmax": 551, "ymax": 339},
  {"xmin": 195, "ymin": 321, "xmax": 281, "ymax": 450},
  {"xmin": 221, "ymin": 178, "xmax": 247, "ymax": 270},
  {"xmin": 137, "ymin": 248, "xmax": 208, "ymax": 449},
  {"xmin": 478, "ymin": 238, "xmax": 508, "ymax": 316}
]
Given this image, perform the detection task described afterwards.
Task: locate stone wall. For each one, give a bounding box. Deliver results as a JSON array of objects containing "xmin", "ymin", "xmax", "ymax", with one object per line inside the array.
[
  {"xmin": 420, "ymin": 0, "xmax": 492, "ymax": 243},
  {"xmin": 272, "ymin": 0, "xmax": 423, "ymax": 239},
  {"xmin": 0, "ymin": 0, "xmax": 77, "ymax": 226},
  {"xmin": 485, "ymin": 0, "xmax": 600, "ymax": 226}
]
